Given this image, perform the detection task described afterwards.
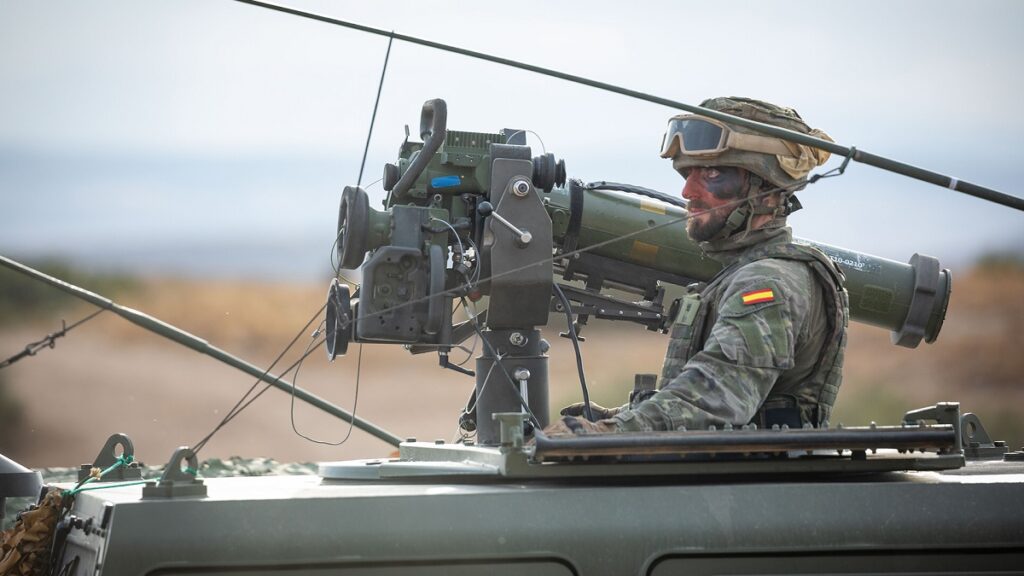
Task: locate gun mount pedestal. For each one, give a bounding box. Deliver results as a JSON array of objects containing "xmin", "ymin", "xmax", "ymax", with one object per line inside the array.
[{"xmin": 475, "ymin": 328, "xmax": 549, "ymax": 445}]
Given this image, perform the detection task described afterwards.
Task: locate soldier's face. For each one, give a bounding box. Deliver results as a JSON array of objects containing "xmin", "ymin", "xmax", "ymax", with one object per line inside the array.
[{"xmin": 682, "ymin": 166, "xmax": 748, "ymax": 241}]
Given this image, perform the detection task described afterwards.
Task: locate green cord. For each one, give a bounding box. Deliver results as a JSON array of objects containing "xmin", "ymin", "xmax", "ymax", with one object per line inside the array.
[
  {"xmin": 59, "ymin": 455, "xmax": 204, "ymax": 497},
  {"xmin": 96, "ymin": 454, "xmax": 133, "ymax": 476},
  {"xmin": 63, "ymin": 454, "xmax": 143, "ymax": 497},
  {"xmin": 65, "ymin": 480, "xmax": 150, "ymax": 494}
]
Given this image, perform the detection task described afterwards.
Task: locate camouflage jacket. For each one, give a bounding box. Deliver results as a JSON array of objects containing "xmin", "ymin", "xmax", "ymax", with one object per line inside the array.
[{"xmin": 611, "ymin": 225, "xmax": 849, "ymax": 431}]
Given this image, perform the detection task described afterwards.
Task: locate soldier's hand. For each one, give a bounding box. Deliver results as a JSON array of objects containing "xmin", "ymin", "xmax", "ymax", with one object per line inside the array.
[
  {"xmin": 542, "ymin": 415, "xmax": 619, "ymax": 436},
  {"xmin": 559, "ymin": 401, "xmax": 623, "ymax": 421}
]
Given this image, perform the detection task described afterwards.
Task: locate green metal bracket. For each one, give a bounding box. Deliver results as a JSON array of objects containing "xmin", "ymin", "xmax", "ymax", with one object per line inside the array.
[
  {"xmin": 77, "ymin": 433, "xmax": 143, "ymax": 483},
  {"xmin": 142, "ymin": 447, "xmax": 207, "ymax": 499}
]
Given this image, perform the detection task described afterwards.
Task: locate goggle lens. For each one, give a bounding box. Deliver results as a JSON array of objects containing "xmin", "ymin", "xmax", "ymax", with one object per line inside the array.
[{"xmin": 660, "ymin": 117, "xmax": 728, "ymax": 157}]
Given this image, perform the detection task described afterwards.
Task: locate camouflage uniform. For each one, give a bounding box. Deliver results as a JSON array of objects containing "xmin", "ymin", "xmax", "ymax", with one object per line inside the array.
[
  {"xmin": 547, "ymin": 96, "xmax": 848, "ymax": 436},
  {"xmin": 611, "ymin": 224, "xmax": 848, "ymax": 431}
]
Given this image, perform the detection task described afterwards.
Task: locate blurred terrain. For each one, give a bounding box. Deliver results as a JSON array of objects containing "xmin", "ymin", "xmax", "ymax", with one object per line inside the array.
[{"xmin": 1, "ymin": 258, "xmax": 1022, "ymax": 468}]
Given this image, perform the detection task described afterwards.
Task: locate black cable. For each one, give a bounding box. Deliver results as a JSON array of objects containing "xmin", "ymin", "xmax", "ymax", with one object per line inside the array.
[
  {"xmin": 357, "ymin": 35, "xmax": 393, "ymax": 187},
  {"xmin": 191, "ymin": 303, "xmax": 325, "ymax": 455},
  {"xmin": 552, "ymin": 283, "xmax": 594, "ymax": 422},
  {"xmin": 289, "ymin": 333, "xmax": 363, "ymax": 446},
  {"xmin": 585, "ymin": 181, "xmax": 687, "ymax": 209},
  {"xmin": 194, "ymin": 338, "xmax": 327, "ymax": 455}
]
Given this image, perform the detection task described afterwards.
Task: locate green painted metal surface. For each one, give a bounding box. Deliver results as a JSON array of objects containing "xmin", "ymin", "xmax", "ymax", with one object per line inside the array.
[{"xmin": 54, "ymin": 459, "xmax": 1024, "ymax": 575}]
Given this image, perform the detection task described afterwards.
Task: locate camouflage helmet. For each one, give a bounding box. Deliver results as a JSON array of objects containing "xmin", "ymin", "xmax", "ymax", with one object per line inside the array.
[{"xmin": 664, "ymin": 97, "xmax": 832, "ymax": 193}]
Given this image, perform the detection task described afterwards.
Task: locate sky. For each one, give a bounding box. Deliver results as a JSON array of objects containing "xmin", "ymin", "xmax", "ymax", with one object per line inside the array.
[{"xmin": 2, "ymin": 0, "xmax": 1023, "ymax": 280}]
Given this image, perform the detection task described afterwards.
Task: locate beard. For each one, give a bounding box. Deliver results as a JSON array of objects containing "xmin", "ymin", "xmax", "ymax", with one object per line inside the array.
[{"xmin": 686, "ymin": 205, "xmax": 732, "ymax": 242}]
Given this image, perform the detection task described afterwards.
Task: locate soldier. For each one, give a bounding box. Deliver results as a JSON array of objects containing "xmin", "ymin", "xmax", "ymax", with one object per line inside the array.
[{"xmin": 547, "ymin": 97, "xmax": 849, "ymax": 435}]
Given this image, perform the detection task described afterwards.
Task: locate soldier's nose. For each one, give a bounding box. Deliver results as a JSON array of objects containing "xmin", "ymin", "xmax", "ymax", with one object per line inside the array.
[{"xmin": 682, "ymin": 177, "xmax": 699, "ymax": 200}]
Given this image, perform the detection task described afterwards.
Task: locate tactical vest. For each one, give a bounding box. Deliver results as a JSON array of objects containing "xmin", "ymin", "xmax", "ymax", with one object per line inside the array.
[{"xmin": 658, "ymin": 243, "xmax": 849, "ymax": 427}]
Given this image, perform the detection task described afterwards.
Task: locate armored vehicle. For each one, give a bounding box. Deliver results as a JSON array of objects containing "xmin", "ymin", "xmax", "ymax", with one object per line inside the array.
[{"xmin": 2, "ymin": 2, "xmax": 1023, "ymax": 575}]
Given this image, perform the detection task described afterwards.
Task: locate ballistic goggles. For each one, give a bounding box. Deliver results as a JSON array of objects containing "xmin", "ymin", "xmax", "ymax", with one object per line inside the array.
[{"xmin": 659, "ymin": 115, "xmax": 796, "ymax": 159}]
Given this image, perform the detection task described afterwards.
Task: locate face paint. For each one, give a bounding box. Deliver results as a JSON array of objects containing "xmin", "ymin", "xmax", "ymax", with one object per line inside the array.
[
  {"xmin": 682, "ymin": 167, "xmax": 748, "ymax": 242},
  {"xmin": 699, "ymin": 167, "xmax": 747, "ymax": 200}
]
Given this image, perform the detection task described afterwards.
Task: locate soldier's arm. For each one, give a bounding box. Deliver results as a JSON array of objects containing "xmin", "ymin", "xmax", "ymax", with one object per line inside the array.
[{"xmin": 611, "ymin": 265, "xmax": 810, "ymax": 432}]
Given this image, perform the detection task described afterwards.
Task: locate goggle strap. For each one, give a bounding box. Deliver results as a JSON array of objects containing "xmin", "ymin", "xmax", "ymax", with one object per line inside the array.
[{"xmin": 725, "ymin": 132, "xmax": 796, "ymax": 158}]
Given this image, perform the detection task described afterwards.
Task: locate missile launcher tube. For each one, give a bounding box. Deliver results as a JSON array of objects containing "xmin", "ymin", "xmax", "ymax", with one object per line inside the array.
[{"xmin": 543, "ymin": 186, "xmax": 950, "ymax": 347}]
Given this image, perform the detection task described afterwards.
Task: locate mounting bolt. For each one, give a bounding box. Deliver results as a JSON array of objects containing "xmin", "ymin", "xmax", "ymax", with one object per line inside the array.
[
  {"xmin": 509, "ymin": 332, "xmax": 527, "ymax": 347},
  {"xmin": 511, "ymin": 179, "xmax": 531, "ymax": 197},
  {"xmin": 513, "ymin": 368, "xmax": 531, "ymax": 381}
]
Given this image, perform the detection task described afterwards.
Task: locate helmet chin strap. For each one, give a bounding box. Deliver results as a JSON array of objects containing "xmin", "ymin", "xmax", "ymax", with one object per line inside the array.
[
  {"xmin": 705, "ymin": 172, "xmax": 801, "ymax": 244},
  {"xmin": 714, "ymin": 203, "xmax": 750, "ymax": 241},
  {"xmin": 710, "ymin": 173, "xmax": 772, "ymax": 241}
]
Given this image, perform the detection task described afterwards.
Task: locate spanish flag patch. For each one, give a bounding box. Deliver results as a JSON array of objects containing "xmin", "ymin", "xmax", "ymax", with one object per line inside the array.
[{"xmin": 741, "ymin": 289, "xmax": 775, "ymax": 305}]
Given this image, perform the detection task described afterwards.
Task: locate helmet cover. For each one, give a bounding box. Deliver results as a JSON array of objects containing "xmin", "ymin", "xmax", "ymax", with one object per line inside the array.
[{"xmin": 671, "ymin": 97, "xmax": 831, "ymax": 192}]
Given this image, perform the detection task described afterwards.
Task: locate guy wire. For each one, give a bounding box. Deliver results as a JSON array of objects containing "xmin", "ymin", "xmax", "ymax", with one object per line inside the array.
[
  {"xmin": 301, "ymin": 37, "xmax": 394, "ymax": 445},
  {"xmin": 191, "ymin": 302, "xmax": 326, "ymax": 455},
  {"xmin": 332, "ymin": 32, "xmax": 391, "ymax": 275},
  {"xmin": 0, "ymin": 308, "xmax": 106, "ymax": 370},
  {"xmin": 214, "ymin": 339, "xmax": 326, "ymax": 443},
  {"xmin": 357, "ymin": 35, "xmax": 393, "ymax": 187}
]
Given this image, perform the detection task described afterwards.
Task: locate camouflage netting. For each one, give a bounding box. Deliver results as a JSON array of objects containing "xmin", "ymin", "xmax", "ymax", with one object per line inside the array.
[{"xmin": 0, "ymin": 489, "xmax": 62, "ymax": 576}]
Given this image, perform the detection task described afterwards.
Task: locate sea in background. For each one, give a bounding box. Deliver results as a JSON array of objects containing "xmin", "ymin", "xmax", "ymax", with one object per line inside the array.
[
  {"xmin": 2, "ymin": 149, "xmax": 346, "ymax": 281},
  {"xmin": 4, "ymin": 147, "xmax": 1024, "ymax": 284}
]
